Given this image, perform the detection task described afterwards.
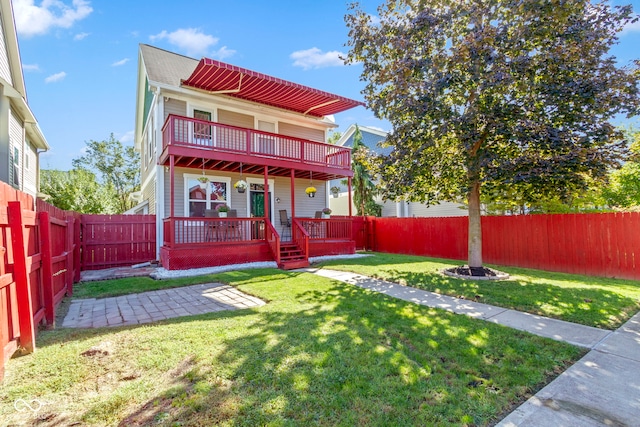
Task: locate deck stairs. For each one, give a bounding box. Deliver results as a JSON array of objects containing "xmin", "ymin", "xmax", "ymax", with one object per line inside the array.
[{"xmin": 278, "ymin": 241, "xmax": 309, "ymax": 270}]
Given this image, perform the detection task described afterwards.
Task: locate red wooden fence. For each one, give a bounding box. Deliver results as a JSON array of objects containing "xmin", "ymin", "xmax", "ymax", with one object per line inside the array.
[
  {"xmin": 369, "ymin": 213, "xmax": 640, "ymax": 280},
  {"xmin": 81, "ymin": 214, "xmax": 156, "ymax": 270},
  {"xmin": 1, "ymin": 183, "xmax": 79, "ymax": 381}
]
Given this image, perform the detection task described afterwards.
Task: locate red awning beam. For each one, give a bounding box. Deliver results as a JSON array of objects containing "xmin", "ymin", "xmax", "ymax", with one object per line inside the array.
[{"xmin": 303, "ymin": 99, "xmax": 340, "ymax": 116}]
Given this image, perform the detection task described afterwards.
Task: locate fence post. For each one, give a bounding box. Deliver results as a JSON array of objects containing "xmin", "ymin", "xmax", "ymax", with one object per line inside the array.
[
  {"xmin": 7, "ymin": 201, "xmax": 35, "ymax": 353},
  {"xmin": 38, "ymin": 211, "xmax": 55, "ymax": 327},
  {"xmin": 73, "ymin": 213, "xmax": 81, "ymax": 283},
  {"xmin": 65, "ymin": 214, "xmax": 74, "ymax": 297}
]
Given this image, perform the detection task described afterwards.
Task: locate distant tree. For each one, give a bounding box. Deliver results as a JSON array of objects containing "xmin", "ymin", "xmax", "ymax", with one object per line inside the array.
[
  {"xmin": 327, "ymin": 130, "xmax": 343, "ymax": 144},
  {"xmin": 602, "ymin": 129, "xmax": 640, "ymax": 209},
  {"xmin": 72, "ymin": 134, "xmax": 140, "ymax": 213},
  {"xmin": 40, "ymin": 169, "xmax": 118, "ymax": 214},
  {"xmin": 346, "ymin": 0, "xmax": 639, "ymax": 272},
  {"xmin": 351, "ymin": 125, "xmax": 381, "ymax": 216}
]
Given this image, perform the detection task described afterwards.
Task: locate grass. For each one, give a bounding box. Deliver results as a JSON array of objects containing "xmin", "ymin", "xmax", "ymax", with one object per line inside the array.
[
  {"xmin": 1, "ymin": 268, "xmax": 584, "ymax": 426},
  {"xmin": 317, "ymin": 252, "xmax": 640, "ymax": 330}
]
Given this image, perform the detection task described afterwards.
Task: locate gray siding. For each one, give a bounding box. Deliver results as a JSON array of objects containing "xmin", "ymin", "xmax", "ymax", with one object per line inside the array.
[
  {"xmin": 164, "ymin": 98, "xmax": 186, "ymax": 121},
  {"xmin": 278, "ymin": 122, "xmax": 324, "ymax": 142},
  {"xmin": 0, "ymin": 13, "xmax": 12, "ymax": 84},
  {"xmin": 218, "ymin": 109, "xmax": 254, "ymax": 129},
  {"xmin": 164, "ymin": 169, "xmax": 328, "ymax": 219}
]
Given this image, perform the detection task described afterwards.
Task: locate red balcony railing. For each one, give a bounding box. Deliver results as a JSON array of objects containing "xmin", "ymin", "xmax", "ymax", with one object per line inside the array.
[{"xmin": 162, "ymin": 114, "xmax": 351, "ymax": 170}]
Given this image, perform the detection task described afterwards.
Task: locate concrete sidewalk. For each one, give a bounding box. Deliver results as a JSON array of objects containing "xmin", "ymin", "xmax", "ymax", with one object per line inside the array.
[{"xmin": 300, "ymin": 267, "xmax": 640, "ymax": 426}]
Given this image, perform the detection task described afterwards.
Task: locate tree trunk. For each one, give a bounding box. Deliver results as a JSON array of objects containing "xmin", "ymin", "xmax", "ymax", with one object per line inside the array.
[{"xmin": 468, "ymin": 180, "xmax": 483, "ymax": 269}]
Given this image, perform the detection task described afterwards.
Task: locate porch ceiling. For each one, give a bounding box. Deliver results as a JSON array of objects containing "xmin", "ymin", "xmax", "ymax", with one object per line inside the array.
[
  {"xmin": 165, "ymin": 154, "xmax": 350, "ymax": 181},
  {"xmin": 181, "ymin": 58, "xmax": 364, "ymax": 117}
]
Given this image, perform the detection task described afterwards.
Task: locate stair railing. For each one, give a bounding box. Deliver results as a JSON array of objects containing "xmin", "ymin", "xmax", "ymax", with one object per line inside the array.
[
  {"xmin": 292, "ymin": 218, "xmax": 310, "ymax": 261},
  {"xmin": 265, "ymin": 218, "xmax": 281, "ymax": 264}
]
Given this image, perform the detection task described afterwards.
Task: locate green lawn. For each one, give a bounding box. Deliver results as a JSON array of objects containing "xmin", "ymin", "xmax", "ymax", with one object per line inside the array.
[
  {"xmin": 1, "ymin": 268, "xmax": 583, "ymax": 426},
  {"xmin": 317, "ymin": 252, "xmax": 640, "ymax": 329}
]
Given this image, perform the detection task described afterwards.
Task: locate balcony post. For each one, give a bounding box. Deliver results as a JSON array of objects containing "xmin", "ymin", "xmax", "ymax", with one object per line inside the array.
[
  {"xmin": 170, "ymin": 155, "xmax": 175, "ymax": 246},
  {"xmin": 290, "ymin": 169, "xmax": 296, "ymax": 219},
  {"xmin": 348, "ymin": 176, "xmax": 353, "ymax": 217},
  {"xmin": 264, "ymin": 166, "xmax": 269, "ymax": 222}
]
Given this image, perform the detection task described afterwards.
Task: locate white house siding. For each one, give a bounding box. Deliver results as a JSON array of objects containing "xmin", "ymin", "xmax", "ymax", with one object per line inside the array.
[
  {"xmin": 8, "ymin": 109, "xmax": 21, "ymax": 189},
  {"xmin": 22, "ymin": 139, "xmax": 37, "ymax": 195},
  {"xmin": 142, "ymin": 176, "xmax": 155, "ymax": 214},
  {"xmin": 278, "ymin": 122, "xmax": 324, "ymax": 142},
  {"xmin": 409, "ymin": 201, "xmax": 468, "ymax": 217},
  {"xmin": 0, "ymin": 12, "xmax": 11, "ymax": 85}
]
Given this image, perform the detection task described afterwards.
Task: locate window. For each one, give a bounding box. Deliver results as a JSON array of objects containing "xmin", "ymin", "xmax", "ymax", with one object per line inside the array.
[
  {"xmin": 185, "ymin": 175, "xmax": 229, "ymax": 217},
  {"xmin": 11, "ymin": 147, "xmax": 20, "ymax": 187}
]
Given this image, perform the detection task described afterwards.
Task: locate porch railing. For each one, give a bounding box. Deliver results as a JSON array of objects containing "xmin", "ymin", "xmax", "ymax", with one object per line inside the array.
[
  {"xmin": 292, "ymin": 219, "xmax": 310, "ymax": 260},
  {"xmin": 298, "ymin": 218, "xmax": 353, "ymax": 241},
  {"xmin": 265, "ymin": 220, "xmax": 281, "ymax": 264},
  {"xmin": 162, "ymin": 114, "xmax": 351, "ymax": 170},
  {"xmin": 163, "ymin": 217, "xmax": 267, "ymax": 247}
]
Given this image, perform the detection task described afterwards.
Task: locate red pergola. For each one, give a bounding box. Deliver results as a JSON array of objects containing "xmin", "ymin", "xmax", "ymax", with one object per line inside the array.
[{"xmin": 181, "ymin": 58, "xmax": 364, "ymax": 117}]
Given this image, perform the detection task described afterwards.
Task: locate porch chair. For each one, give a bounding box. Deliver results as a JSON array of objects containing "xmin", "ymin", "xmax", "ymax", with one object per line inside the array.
[
  {"xmin": 204, "ymin": 209, "xmax": 219, "ymax": 241},
  {"xmin": 312, "ymin": 211, "xmax": 324, "ymax": 238},
  {"xmin": 279, "ymin": 209, "xmax": 291, "ymax": 241},
  {"xmin": 227, "ymin": 209, "xmax": 241, "ymax": 240}
]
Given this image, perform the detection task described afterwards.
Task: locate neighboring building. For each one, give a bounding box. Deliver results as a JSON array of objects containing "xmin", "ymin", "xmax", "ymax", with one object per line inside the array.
[
  {"xmin": 0, "ymin": 0, "xmax": 49, "ymax": 198},
  {"xmin": 135, "ymin": 44, "xmax": 362, "ymax": 270},
  {"xmin": 330, "ymin": 124, "xmax": 467, "ymax": 218}
]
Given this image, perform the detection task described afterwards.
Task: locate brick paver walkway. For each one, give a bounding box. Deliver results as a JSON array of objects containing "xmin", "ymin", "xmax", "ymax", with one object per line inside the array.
[{"xmin": 62, "ymin": 283, "xmax": 264, "ymax": 328}]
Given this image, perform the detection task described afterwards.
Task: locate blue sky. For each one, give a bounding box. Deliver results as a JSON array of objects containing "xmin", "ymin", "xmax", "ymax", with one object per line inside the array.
[{"xmin": 13, "ymin": 0, "xmax": 640, "ymax": 171}]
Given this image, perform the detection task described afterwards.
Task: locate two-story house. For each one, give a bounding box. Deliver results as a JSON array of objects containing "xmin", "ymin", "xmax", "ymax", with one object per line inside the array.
[
  {"xmin": 0, "ymin": 0, "xmax": 49, "ymax": 199},
  {"xmin": 135, "ymin": 44, "xmax": 362, "ymax": 270}
]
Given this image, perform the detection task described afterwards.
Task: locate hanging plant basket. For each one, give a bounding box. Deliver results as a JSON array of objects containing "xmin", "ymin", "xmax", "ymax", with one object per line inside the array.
[
  {"xmin": 306, "ymin": 186, "xmax": 317, "ymax": 198},
  {"xmin": 234, "ymin": 179, "xmax": 247, "ymax": 193},
  {"xmin": 197, "ymin": 176, "xmax": 209, "ymax": 189}
]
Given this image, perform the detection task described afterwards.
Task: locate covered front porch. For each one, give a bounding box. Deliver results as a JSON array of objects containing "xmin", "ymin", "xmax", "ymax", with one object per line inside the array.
[{"xmin": 159, "ymin": 115, "xmax": 356, "ymax": 270}]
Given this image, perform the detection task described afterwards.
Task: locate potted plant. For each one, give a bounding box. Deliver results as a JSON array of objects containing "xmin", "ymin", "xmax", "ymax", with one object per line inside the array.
[
  {"xmin": 330, "ymin": 186, "xmax": 340, "ymax": 198},
  {"xmin": 306, "ymin": 186, "xmax": 317, "ymax": 198},
  {"xmin": 234, "ymin": 179, "xmax": 247, "ymax": 193},
  {"xmin": 216, "ymin": 204, "xmax": 230, "ymax": 217},
  {"xmin": 322, "ymin": 207, "xmax": 332, "ymax": 218},
  {"xmin": 197, "ymin": 176, "xmax": 209, "ymax": 189}
]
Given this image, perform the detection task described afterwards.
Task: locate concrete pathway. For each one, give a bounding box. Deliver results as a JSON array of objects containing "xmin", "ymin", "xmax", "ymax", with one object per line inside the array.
[
  {"xmin": 62, "ymin": 283, "xmax": 264, "ymax": 328},
  {"xmin": 299, "ymin": 267, "xmax": 640, "ymax": 426}
]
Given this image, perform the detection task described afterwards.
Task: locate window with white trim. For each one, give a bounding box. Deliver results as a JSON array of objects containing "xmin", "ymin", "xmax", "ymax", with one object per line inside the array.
[{"xmin": 185, "ymin": 175, "xmax": 230, "ymax": 217}]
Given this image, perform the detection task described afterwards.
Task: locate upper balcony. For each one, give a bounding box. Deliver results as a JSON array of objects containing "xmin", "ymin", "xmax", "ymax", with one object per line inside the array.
[{"xmin": 160, "ymin": 114, "xmax": 352, "ymax": 180}]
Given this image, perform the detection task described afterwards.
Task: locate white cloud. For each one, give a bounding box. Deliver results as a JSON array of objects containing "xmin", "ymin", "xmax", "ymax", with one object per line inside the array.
[
  {"xmin": 111, "ymin": 58, "xmax": 130, "ymax": 67},
  {"xmin": 622, "ymin": 20, "xmax": 640, "ymax": 34},
  {"xmin": 74, "ymin": 31, "xmax": 89, "ymax": 40},
  {"xmin": 45, "ymin": 71, "xmax": 66, "ymax": 83},
  {"xmin": 211, "ymin": 46, "xmax": 236, "ymax": 60},
  {"xmin": 290, "ymin": 47, "xmax": 345, "ymax": 70},
  {"xmin": 119, "ymin": 130, "xmax": 134, "ymax": 143},
  {"xmin": 13, "ymin": 0, "xmax": 93, "ymax": 38},
  {"xmin": 22, "ymin": 64, "xmax": 40, "ymax": 72},
  {"xmin": 150, "ymin": 28, "xmax": 218, "ymax": 57}
]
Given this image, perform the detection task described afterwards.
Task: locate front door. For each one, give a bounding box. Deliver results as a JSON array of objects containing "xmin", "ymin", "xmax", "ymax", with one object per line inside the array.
[{"xmin": 250, "ymin": 188, "xmax": 271, "ymax": 220}]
